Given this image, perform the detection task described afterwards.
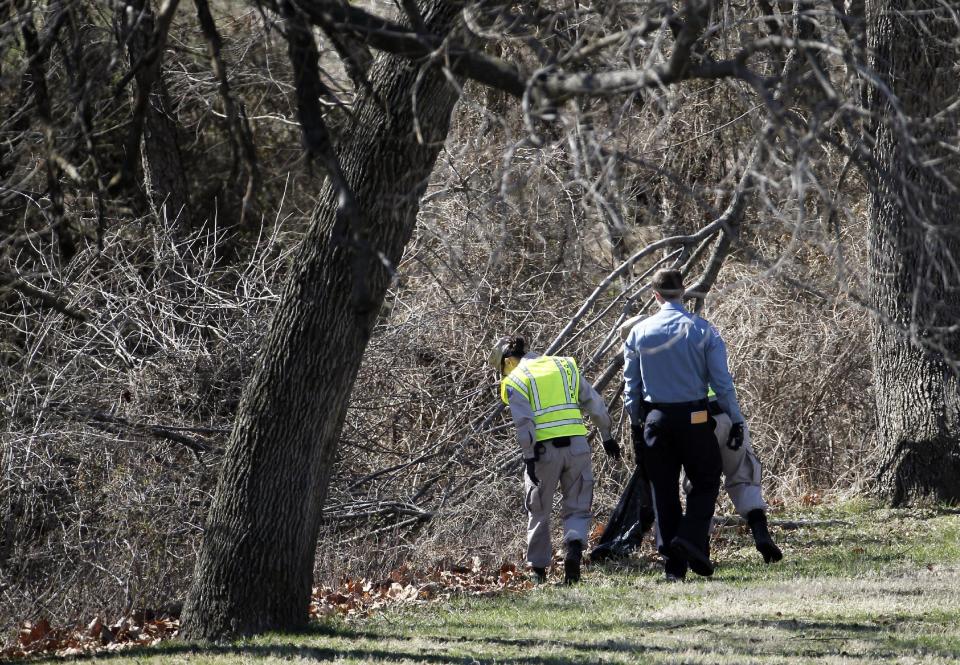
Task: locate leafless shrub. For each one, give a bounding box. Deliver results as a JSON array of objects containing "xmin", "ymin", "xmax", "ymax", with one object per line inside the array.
[
  {"xmin": 1, "ymin": 0, "xmax": 899, "ymax": 639},
  {"xmin": 0, "ymin": 218, "xmax": 295, "ymax": 635}
]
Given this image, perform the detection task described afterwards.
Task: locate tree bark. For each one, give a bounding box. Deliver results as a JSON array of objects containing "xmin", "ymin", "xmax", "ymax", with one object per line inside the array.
[
  {"xmin": 180, "ymin": 2, "xmax": 461, "ymax": 639},
  {"xmin": 119, "ymin": 0, "xmax": 193, "ymax": 231},
  {"xmin": 869, "ymin": 3, "xmax": 960, "ymax": 506}
]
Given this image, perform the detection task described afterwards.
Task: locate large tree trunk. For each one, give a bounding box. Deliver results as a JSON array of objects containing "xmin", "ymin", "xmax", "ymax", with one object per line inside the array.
[
  {"xmin": 179, "ymin": 4, "xmax": 461, "ymax": 639},
  {"xmin": 869, "ymin": 3, "xmax": 960, "ymax": 506}
]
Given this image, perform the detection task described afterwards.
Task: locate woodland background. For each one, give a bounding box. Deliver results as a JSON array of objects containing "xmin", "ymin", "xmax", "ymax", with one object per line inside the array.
[{"xmin": 1, "ymin": 0, "xmax": 933, "ymax": 644}]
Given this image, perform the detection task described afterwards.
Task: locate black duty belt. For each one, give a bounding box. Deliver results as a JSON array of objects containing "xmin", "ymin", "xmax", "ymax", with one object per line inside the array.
[
  {"xmin": 648, "ymin": 399, "xmax": 709, "ymax": 411},
  {"xmin": 707, "ymin": 401, "xmax": 724, "ymax": 416},
  {"xmin": 545, "ymin": 436, "xmax": 572, "ymax": 448}
]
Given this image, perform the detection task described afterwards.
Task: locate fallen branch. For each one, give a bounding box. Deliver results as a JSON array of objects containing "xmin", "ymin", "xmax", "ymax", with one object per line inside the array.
[
  {"xmin": 85, "ymin": 411, "xmax": 223, "ymax": 456},
  {"xmin": 0, "ymin": 270, "xmax": 88, "ymax": 322}
]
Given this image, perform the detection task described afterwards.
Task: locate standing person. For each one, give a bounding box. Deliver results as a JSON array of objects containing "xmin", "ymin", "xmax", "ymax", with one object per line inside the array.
[
  {"xmin": 605, "ymin": 316, "xmax": 783, "ymax": 564},
  {"xmin": 489, "ymin": 336, "xmax": 620, "ymax": 584},
  {"xmin": 623, "ymin": 268, "xmax": 737, "ymax": 580}
]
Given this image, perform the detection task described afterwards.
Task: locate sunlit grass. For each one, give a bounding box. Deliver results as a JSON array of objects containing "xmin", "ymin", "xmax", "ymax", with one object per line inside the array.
[{"xmin": 41, "ymin": 502, "xmax": 960, "ymax": 664}]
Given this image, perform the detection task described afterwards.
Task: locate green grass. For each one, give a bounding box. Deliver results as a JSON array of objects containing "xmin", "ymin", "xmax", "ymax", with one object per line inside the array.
[{"xmin": 48, "ymin": 502, "xmax": 960, "ymax": 664}]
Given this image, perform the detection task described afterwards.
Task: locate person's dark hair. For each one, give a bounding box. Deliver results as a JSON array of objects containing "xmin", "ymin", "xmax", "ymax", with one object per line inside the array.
[
  {"xmin": 652, "ymin": 269, "xmax": 684, "ymax": 299},
  {"xmin": 505, "ymin": 336, "xmax": 526, "ymax": 358}
]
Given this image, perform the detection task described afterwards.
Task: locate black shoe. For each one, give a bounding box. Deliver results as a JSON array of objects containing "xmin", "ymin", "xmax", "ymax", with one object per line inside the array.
[
  {"xmin": 664, "ymin": 572, "xmax": 685, "ymax": 583},
  {"xmin": 747, "ymin": 510, "xmax": 783, "ymax": 564},
  {"xmin": 530, "ymin": 567, "xmax": 547, "ymax": 584},
  {"xmin": 669, "ymin": 536, "xmax": 714, "ymax": 577},
  {"xmin": 564, "ymin": 540, "xmax": 583, "ymax": 585}
]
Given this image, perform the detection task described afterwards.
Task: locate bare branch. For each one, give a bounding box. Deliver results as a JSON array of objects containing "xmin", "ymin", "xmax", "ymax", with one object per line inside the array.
[
  {"xmin": 193, "ymin": 0, "xmax": 260, "ymax": 229},
  {"xmin": 0, "ymin": 269, "xmax": 88, "ymax": 322}
]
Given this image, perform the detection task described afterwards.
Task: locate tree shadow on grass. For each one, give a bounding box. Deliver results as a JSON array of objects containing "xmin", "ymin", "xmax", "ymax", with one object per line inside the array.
[
  {"xmin": 36, "ymin": 615, "xmax": 931, "ymax": 665},
  {"xmin": 56, "ymin": 639, "xmax": 669, "ymax": 665},
  {"xmin": 404, "ymin": 615, "xmax": 897, "ymax": 660},
  {"xmin": 40, "ymin": 596, "xmax": 955, "ymax": 664},
  {"xmin": 589, "ymin": 557, "xmax": 661, "ymax": 574}
]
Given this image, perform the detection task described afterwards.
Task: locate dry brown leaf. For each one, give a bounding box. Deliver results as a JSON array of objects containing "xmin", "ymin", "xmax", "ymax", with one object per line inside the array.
[{"xmin": 87, "ymin": 617, "xmax": 103, "ymax": 639}]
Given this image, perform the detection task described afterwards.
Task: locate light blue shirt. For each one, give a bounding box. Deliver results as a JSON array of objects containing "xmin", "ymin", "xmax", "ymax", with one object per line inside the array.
[{"xmin": 623, "ymin": 301, "xmax": 744, "ymax": 425}]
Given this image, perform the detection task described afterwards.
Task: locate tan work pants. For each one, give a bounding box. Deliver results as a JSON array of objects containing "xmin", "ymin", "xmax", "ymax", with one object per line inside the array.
[
  {"xmin": 684, "ymin": 413, "xmax": 766, "ymax": 516},
  {"xmin": 524, "ymin": 436, "xmax": 594, "ymax": 568}
]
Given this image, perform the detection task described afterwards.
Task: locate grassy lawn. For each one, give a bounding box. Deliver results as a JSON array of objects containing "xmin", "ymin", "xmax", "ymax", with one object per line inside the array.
[{"xmin": 39, "ymin": 501, "xmax": 960, "ymax": 664}]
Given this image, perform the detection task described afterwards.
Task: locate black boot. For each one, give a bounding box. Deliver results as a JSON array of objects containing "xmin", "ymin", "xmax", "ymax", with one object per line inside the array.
[
  {"xmin": 747, "ymin": 509, "xmax": 783, "ymax": 564},
  {"xmin": 669, "ymin": 536, "xmax": 714, "ymax": 577},
  {"xmin": 564, "ymin": 540, "xmax": 583, "ymax": 585},
  {"xmin": 530, "ymin": 567, "xmax": 547, "ymax": 584},
  {"xmin": 663, "ymin": 555, "xmax": 687, "ymax": 582}
]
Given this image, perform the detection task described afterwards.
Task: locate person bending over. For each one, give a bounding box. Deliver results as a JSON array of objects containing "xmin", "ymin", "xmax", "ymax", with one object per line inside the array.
[{"xmin": 490, "ymin": 336, "xmax": 619, "ymax": 584}]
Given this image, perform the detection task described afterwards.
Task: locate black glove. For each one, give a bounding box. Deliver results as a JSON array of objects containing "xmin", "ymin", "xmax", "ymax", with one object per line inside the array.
[
  {"xmin": 601, "ymin": 438, "xmax": 622, "ymax": 461},
  {"xmin": 728, "ymin": 423, "xmax": 745, "ymax": 451},
  {"xmin": 524, "ymin": 458, "xmax": 540, "ymax": 486},
  {"xmin": 631, "ymin": 424, "xmax": 644, "ymax": 463}
]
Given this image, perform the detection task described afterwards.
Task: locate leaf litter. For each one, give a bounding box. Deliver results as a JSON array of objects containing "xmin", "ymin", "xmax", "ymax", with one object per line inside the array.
[{"xmin": 1, "ymin": 557, "xmax": 533, "ymax": 661}]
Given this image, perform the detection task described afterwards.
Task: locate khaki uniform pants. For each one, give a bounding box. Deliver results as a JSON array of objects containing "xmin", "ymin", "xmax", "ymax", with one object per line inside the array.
[
  {"xmin": 524, "ymin": 436, "xmax": 594, "ymax": 568},
  {"xmin": 684, "ymin": 413, "xmax": 766, "ymax": 516}
]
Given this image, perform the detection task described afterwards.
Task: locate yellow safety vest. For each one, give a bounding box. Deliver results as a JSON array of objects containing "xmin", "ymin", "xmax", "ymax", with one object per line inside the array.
[{"xmin": 500, "ymin": 356, "xmax": 588, "ymax": 441}]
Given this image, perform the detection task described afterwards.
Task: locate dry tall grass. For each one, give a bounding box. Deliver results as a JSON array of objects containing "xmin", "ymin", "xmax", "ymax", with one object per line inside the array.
[{"xmin": 1, "ymin": 1, "xmax": 877, "ymax": 644}]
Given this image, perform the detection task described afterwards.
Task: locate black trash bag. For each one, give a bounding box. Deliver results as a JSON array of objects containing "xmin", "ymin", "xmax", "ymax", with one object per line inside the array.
[{"xmin": 591, "ymin": 464, "xmax": 655, "ymax": 562}]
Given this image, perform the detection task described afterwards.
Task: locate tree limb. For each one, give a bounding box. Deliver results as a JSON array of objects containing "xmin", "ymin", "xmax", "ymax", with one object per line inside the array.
[
  {"xmin": 194, "ymin": 0, "xmax": 260, "ymax": 229},
  {"xmin": 280, "ymin": 0, "xmax": 375, "ymax": 319},
  {"xmin": 0, "ymin": 269, "xmax": 88, "ymax": 321}
]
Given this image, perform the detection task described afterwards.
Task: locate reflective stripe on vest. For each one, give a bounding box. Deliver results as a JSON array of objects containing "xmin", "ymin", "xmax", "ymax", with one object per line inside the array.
[
  {"xmin": 500, "ymin": 356, "xmax": 588, "ymax": 441},
  {"xmin": 503, "ymin": 375, "xmax": 529, "ymax": 402}
]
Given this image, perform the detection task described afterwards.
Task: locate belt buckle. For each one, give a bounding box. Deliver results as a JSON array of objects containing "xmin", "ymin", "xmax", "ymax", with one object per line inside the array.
[{"xmin": 690, "ymin": 410, "xmax": 708, "ymax": 425}]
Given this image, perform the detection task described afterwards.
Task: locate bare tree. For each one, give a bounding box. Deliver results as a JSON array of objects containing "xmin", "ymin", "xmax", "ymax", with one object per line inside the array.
[
  {"xmin": 115, "ymin": 0, "xmax": 193, "ymax": 232},
  {"xmin": 179, "ymin": 0, "xmax": 464, "ymax": 639},
  {"xmin": 868, "ymin": 2, "xmax": 960, "ymax": 505}
]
